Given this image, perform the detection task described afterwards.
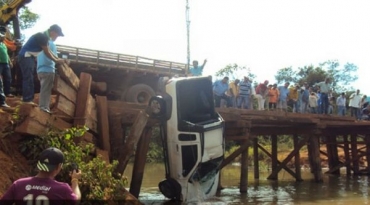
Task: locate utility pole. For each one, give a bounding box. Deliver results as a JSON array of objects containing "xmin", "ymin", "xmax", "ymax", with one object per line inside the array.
[{"xmin": 186, "ymin": 0, "xmax": 190, "ymax": 70}]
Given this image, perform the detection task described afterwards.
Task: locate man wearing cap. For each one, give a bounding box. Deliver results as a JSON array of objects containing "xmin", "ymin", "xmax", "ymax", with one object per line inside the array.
[
  {"xmin": 37, "ymin": 25, "xmax": 65, "ymax": 113},
  {"xmin": 17, "ymin": 24, "xmax": 67, "ymax": 104},
  {"xmin": 0, "ymin": 147, "xmax": 82, "ymax": 204}
]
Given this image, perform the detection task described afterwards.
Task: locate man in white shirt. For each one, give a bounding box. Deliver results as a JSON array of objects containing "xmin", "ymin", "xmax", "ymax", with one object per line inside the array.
[{"xmin": 349, "ymin": 89, "xmax": 362, "ymax": 120}]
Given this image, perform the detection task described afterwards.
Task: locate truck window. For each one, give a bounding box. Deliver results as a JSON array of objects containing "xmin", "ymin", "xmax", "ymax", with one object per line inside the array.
[{"xmin": 176, "ymin": 78, "xmax": 217, "ymax": 125}]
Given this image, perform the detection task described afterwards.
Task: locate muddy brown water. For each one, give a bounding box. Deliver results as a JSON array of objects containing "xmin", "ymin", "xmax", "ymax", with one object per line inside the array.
[{"xmin": 124, "ymin": 163, "xmax": 370, "ymax": 204}]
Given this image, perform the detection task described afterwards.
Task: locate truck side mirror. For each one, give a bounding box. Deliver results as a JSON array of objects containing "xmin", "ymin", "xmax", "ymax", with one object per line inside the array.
[{"xmin": 148, "ymin": 94, "xmax": 172, "ymax": 121}]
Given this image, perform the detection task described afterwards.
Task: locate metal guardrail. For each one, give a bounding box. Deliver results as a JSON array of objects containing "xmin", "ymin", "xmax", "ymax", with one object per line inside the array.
[{"xmin": 56, "ymin": 44, "xmax": 188, "ymax": 76}]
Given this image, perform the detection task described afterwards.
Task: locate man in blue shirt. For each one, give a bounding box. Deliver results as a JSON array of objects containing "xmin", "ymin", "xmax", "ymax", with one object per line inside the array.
[
  {"xmin": 213, "ymin": 76, "xmax": 231, "ymax": 107},
  {"xmin": 188, "ymin": 59, "xmax": 207, "ymax": 76},
  {"xmin": 300, "ymin": 83, "xmax": 310, "ymax": 113},
  {"xmin": 37, "ymin": 30, "xmax": 62, "ymax": 113},
  {"xmin": 237, "ymin": 76, "xmax": 252, "ymax": 109},
  {"xmin": 17, "ymin": 24, "xmax": 67, "ymax": 104},
  {"xmin": 277, "ymin": 82, "xmax": 290, "ymax": 112}
]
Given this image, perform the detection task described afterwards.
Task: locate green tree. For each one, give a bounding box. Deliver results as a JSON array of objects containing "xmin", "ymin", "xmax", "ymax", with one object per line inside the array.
[
  {"xmin": 18, "ymin": 6, "xmax": 39, "ymax": 30},
  {"xmin": 275, "ymin": 67, "xmax": 297, "ymax": 85},
  {"xmin": 296, "ymin": 65, "xmax": 327, "ymax": 86},
  {"xmin": 275, "ymin": 60, "xmax": 358, "ymax": 94},
  {"xmin": 0, "ymin": 2, "xmax": 39, "ymax": 38},
  {"xmin": 320, "ymin": 60, "xmax": 358, "ymax": 93},
  {"xmin": 215, "ymin": 63, "xmax": 257, "ymax": 84}
]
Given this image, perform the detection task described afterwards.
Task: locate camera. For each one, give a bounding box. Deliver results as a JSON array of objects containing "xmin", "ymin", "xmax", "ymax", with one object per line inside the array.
[{"xmin": 70, "ymin": 163, "xmax": 79, "ymax": 172}]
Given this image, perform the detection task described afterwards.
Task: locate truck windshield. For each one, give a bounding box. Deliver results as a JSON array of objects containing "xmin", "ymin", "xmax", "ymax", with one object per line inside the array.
[{"xmin": 176, "ymin": 78, "xmax": 218, "ymax": 125}]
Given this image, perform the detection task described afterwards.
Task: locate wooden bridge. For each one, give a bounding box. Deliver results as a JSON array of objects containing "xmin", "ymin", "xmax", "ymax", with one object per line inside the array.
[
  {"xmin": 216, "ymin": 108, "xmax": 370, "ymax": 193},
  {"xmin": 9, "ymin": 48, "xmax": 370, "ymax": 199},
  {"xmin": 107, "ymin": 101, "xmax": 370, "ymax": 196}
]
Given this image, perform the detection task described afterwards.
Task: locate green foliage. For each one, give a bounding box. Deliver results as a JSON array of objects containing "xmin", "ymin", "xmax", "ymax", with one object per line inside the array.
[
  {"xmin": 19, "ymin": 127, "xmax": 129, "ymax": 202},
  {"xmin": 215, "ymin": 64, "xmax": 257, "ymax": 83},
  {"xmin": 18, "ymin": 6, "xmax": 39, "ymax": 30},
  {"xmin": 275, "ymin": 67, "xmax": 297, "ymax": 84},
  {"xmin": 275, "ymin": 60, "xmax": 358, "ymax": 94}
]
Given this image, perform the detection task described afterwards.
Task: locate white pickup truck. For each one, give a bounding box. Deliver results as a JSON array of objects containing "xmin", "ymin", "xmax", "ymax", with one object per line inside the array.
[{"xmin": 149, "ymin": 76, "xmax": 225, "ymax": 202}]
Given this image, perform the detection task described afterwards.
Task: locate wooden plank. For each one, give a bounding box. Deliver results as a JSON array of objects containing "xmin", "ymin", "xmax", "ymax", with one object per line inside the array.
[
  {"xmin": 85, "ymin": 95, "xmax": 98, "ymax": 134},
  {"xmin": 267, "ymin": 136, "xmax": 309, "ymax": 180},
  {"xmin": 293, "ymin": 135, "xmax": 303, "ymax": 181},
  {"xmin": 57, "ymin": 63, "xmax": 80, "ymax": 90},
  {"xmin": 240, "ymin": 140, "xmax": 249, "ymax": 193},
  {"xmin": 91, "ymin": 81, "xmax": 107, "ymax": 94},
  {"xmin": 130, "ymin": 127, "xmax": 152, "ymax": 198},
  {"xmin": 115, "ymin": 109, "xmax": 150, "ymax": 176},
  {"xmin": 96, "ymin": 96, "xmax": 111, "ymax": 152},
  {"xmin": 52, "ymin": 94, "xmax": 75, "ymax": 118},
  {"xmin": 53, "ymin": 75, "xmax": 77, "ymax": 102},
  {"xmin": 109, "ymin": 114, "xmax": 126, "ymax": 159},
  {"xmin": 257, "ymin": 143, "xmax": 298, "ymax": 180},
  {"xmin": 253, "ymin": 138, "xmax": 259, "ymax": 179},
  {"xmin": 220, "ymin": 140, "xmax": 251, "ymax": 169},
  {"xmin": 74, "ymin": 72, "xmax": 92, "ymax": 128},
  {"xmin": 15, "ymin": 104, "xmax": 72, "ymax": 135}
]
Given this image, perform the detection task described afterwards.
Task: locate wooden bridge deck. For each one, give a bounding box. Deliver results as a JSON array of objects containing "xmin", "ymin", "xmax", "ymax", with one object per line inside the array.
[{"xmin": 216, "ymin": 108, "xmax": 370, "ymax": 140}]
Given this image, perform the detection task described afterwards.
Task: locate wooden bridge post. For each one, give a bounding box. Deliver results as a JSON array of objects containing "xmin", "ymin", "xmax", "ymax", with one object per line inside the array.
[
  {"xmin": 240, "ymin": 140, "xmax": 249, "ymax": 193},
  {"xmin": 253, "ymin": 137, "xmax": 259, "ymax": 179},
  {"xmin": 326, "ymin": 135, "xmax": 340, "ymax": 175},
  {"xmin": 343, "ymin": 135, "xmax": 351, "ymax": 175},
  {"xmin": 309, "ymin": 135, "xmax": 323, "ymax": 182},
  {"xmin": 365, "ymin": 135, "xmax": 370, "ymax": 171},
  {"xmin": 351, "ymin": 134, "xmax": 360, "ymax": 175},
  {"xmin": 130, "ymin": 127, "xmax": 152, "ymax": 198},
  {"xmin": 270, "ymin": 135, "xmax": 278, "ymax": 180},
  {"xmin": 293, "ymin": 135, "xmax": 302, "ymax": 181}
]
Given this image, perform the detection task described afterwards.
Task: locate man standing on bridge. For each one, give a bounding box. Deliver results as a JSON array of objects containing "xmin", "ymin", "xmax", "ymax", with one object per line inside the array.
[
  {"xmin": 314, "ymin": 77, "xmax": 332, "ymax": 114},
  {"xmin": 188, "ymin": 59, "xmax": 207, "ymax": 76},
  {"xmin": 17, "ymin": 24, "xmax": 67, "ymax": 104}
]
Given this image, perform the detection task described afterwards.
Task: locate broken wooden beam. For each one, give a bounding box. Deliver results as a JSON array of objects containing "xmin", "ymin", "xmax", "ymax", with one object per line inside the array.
[
  {"xmin": 115, "ymin": 108, "xmax": 151, "ymax": 177},
  {"xmin": 96, "ymin": 95, "xmax": 111, "ymax": 153},
  {"xmin": 15, "ymin": 104, "xmax": 72, "ymax": 136}
]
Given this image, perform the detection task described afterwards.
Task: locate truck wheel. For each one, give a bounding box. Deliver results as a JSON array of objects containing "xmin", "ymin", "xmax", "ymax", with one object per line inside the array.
[
  {"xmin": 159, "ymin": 178, "xmax": 182, "ymax": 200},
  {"xmin": 125, "ymin": 84, "xmax": 155, "ymax": 104}
]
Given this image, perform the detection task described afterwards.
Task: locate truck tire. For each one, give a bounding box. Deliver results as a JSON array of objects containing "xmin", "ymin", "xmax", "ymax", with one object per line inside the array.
[{"xmin": 125, "ymin": 84, "xmax": 156, "ymax": 104}]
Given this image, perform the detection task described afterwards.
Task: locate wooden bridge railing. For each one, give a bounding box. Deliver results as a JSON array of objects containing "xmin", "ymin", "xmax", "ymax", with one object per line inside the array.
[{"xmin": 56, "ymin": 45, "xmax": 188, "ymax": 76}]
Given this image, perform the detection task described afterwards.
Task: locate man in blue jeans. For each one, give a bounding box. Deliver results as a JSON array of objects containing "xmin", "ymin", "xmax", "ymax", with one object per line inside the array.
[
  {"xmin": 314, "ymin": 77, "xmax": 332, "ymax": 114},
  {"xmin": 17, "ymin": 24, "xmax": 67, "ymax": 104}
]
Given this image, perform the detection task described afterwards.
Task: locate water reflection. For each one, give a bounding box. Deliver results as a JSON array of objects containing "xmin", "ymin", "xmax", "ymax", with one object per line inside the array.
[{"xmin": 124, "ymin": 163, "xmax": 370, "ymax": 204}]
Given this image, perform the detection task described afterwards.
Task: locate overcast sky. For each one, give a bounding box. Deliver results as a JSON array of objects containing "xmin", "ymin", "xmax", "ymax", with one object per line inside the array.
[{"xmin": 23, "ymin": 0, "xmax": 369, "ymax": 94}]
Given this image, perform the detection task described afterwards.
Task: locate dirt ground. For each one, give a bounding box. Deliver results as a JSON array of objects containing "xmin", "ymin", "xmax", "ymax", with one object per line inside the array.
[{"xmin": 0, "ymin": 107, "xmax": 30, "ymax": 196}]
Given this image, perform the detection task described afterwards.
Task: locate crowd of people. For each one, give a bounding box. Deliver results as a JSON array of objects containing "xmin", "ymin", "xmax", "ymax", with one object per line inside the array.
[
  {"xmin": 212, "ymin": 76, "xmax": 370, "ymax": 121},
  {"xmin": 0, "ymin": 24, "xmax": 68, "ymax": 113},
  {"xmin": 0, "ymin": 24, "xmax": 82, "ymax": 203}
]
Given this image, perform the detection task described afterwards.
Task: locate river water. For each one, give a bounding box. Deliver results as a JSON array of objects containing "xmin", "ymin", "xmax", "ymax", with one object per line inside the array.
[{"xmin": 124, "ymin": 163, "xmax": 370, "ymax": 204}]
